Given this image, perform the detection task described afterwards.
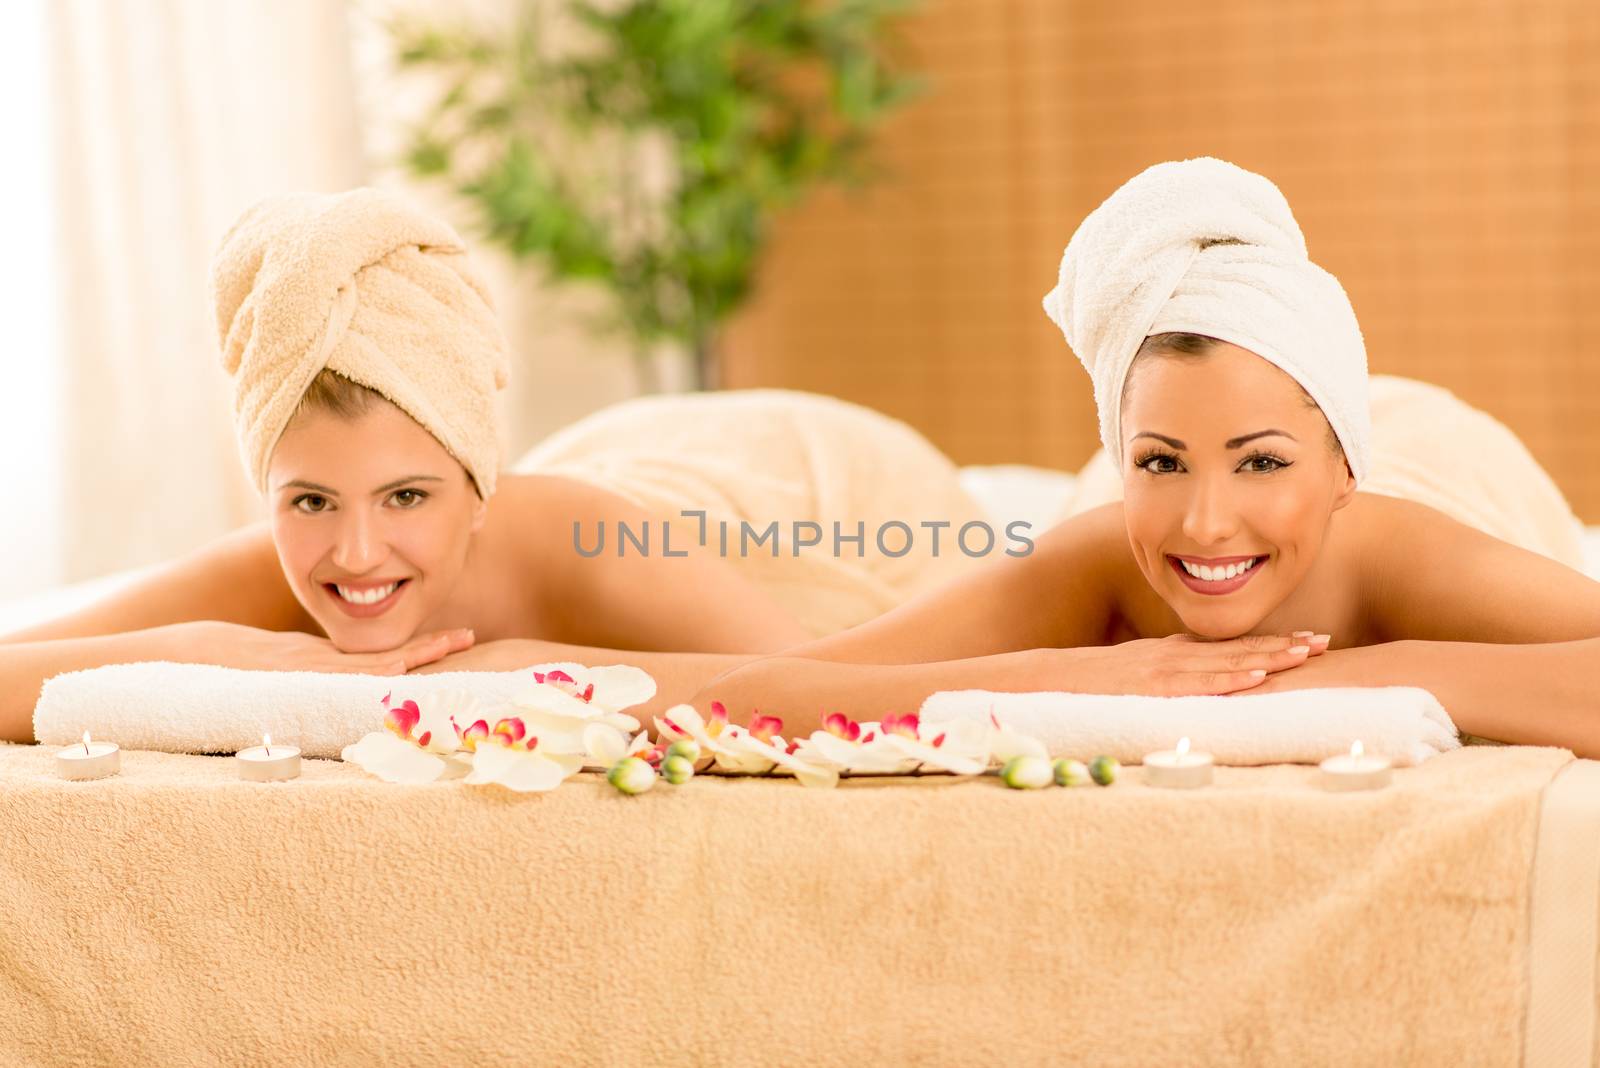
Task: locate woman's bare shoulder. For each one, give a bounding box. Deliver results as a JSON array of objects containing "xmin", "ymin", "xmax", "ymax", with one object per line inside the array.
[
  {"xmin": 481, "ymin": 471, "xmax": 666, "ymax": 589},
  {"xmin": 491, "ymin": 472, "xmax": 634, "ymax": 520},
  {"xmin": 1350, "ymin": 491, "xmax": 1600, "ymax": 643},
  {"xmin": 0, "ymin": 520, "xmax": 314, "ymax": 644},
  {"xmin": 486, "ymin": 472, "xmax": 643, "ymax": 563},
  {"xmin": 1044, "ymin": 501, "xmax": 1179, "ymax": 644}
]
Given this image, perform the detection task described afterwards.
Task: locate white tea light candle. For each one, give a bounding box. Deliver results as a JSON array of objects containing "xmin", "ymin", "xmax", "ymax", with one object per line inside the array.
[
  {"xmin": 1319, "ymin": 740, "xmax": 1391, "ymax": 792},
  {"xmin": 238, "ymin": 733, "xmax": 301, "ymax": 782},
  {"xmin": 56, "ymin": 731, "xmax": 120, "ymax": 780},
  {"xmin": 1143, "ymin": 736, "xmax": 1214, "ymax": 789}
]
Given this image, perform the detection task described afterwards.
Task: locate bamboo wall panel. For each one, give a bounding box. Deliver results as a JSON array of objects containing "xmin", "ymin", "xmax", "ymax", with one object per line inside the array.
[{"xmin": 721, "ymin": 0, "xmax": 1600, "ymax": 521}]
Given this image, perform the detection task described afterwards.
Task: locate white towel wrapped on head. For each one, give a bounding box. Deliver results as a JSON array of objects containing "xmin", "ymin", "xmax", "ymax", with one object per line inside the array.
[
  {"xmin": 1041, "ymin": 156, "xmax": 1373, "ymax": 485},
  {"xmin": 919, "ymin": 686, "xmax": 1460, "ymax": 766}
]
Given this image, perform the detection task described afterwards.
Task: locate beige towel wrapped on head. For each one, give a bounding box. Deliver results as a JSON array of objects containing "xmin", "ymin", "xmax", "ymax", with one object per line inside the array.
[
  {"xmin": 513, "ymin": 389, "xmax": 991, "ymax": 637},
  {"xmin": 1065, "ymin": 373, "xmax": 1586, "ymax": 569},
  {"xmin": 211, "ymin": 187, "xmax": 511, "ymax": 497}
]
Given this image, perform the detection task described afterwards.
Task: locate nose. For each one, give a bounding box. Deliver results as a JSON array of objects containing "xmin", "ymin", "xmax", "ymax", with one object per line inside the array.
[
  {"xmin": 331, "ymin": 508, "xmax": 385, "ymax": 574},
  {"xmin": 1181, "ymin": 474, "xmax": 1239, "ymax": 547}
]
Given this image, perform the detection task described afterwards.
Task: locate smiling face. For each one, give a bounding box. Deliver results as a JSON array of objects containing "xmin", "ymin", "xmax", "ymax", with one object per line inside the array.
[
  {"xmin": 266, "ymin": 393, "xmax": 487, "ymax": 653},
  {"xmin": 1119, "ymin": 335, "xmax": 1356, "ymax": 638}
]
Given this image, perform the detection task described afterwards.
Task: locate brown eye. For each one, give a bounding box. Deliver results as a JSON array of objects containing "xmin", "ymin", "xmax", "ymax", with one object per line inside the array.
[
  {"xmin": 1243, "ymin": 454, "xmax": 1289, "ymax": 473},
  {"xmin": 293, "ymin": 494, "xmax": 329, "ymax": 513},
  {"xmin": 391, "ymin": 489, "xmax": 427, "ymax": 507}
]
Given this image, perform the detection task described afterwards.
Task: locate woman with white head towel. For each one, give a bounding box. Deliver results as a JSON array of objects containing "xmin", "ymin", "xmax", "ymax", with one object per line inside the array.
[{"xmin": 695, "ymin": 157, "xmax": 1600, "ymax": 757}]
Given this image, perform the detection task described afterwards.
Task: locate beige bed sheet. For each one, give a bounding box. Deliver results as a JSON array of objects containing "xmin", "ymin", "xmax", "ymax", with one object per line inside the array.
[{"xmin": 2, "ymin": 743, "xmax": 1597, "ymax": 1066}]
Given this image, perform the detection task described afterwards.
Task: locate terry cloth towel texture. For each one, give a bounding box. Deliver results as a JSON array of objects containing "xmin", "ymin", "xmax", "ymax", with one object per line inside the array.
[
  {"xmin": 1041, "ymin": 156, "xmax": 1373, "ymax": 484},
  {"xmin": 37, "ymin": 660, "xmax": 1453, "ymax": 766},
  {"xmin": 511, "ymin": 388, "xmax": 993, "ymax": 637},
  {"xmin": 1066, "ymin": 373, "xmax": 1588, "ymax": 570},
  {"xmin": 920, "ymin": 684, "xmax": 1459, "ymax": 767},
  {"xmin": 0, "ymin": 744, "xmax": 1596, "ymax": 1066},
  {"xmin": 32, "ymin": 662, "xmax": 647, "ymax": 759},
  {"xmin": 211, "ymin": 187, "xmax": 511, "ymax": 497}
]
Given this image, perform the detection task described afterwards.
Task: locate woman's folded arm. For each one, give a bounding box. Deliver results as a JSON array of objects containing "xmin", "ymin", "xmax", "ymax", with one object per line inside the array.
[
  {"xmin": 0, "ymin": 625, "xmax": 198, "ymax": 743},
  {"xmin": 692, "ymin": 634, "xmax": 1324, "ymax": 741},
  {"xmin": 1249, "ymin": 636, "xmax": 1600, "ymax": 759}
]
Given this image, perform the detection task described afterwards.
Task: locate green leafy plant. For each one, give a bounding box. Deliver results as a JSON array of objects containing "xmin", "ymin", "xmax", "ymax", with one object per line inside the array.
[{"xmin": 390, "ymin": 0, "xmax": 922, "ymax": 390}]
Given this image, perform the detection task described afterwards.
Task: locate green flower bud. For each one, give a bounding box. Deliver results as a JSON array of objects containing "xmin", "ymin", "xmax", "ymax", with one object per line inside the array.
[
  {"xmin": 1053, "ymin": 758, "xmax": 1091, "ymax": 787},
  {"xmin": 665, "ymin": 738, "xmax": 701, "ymax": 763},
  {"xmin": 661, "ymin": 753, "xmax": 695, "ymax": 785},
  {"xmin": 1001, "ymin": 755, "xmax": 1053, "ymax": 790},
  {"xmin": 1089, "ymin": 755, "xmax": 1119, "ymax": 786},
  {"xmin": 607, "ymin": 756, "xmax": 657, "ymax": 795}
]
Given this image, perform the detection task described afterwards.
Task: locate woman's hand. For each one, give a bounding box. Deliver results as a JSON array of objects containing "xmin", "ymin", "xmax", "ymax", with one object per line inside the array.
[
  {"xmin": 180, "ymin": 620, "xmax": 475, "ymax": 674},
  {"xmin": 1238, "ymin": 641, "xmax": 1400, "ymax": 695},
  {"xmin": 1052, "ymin": 631, "xmax": 1331, "ymax": 697},
  {"xmin": 406, "ymin": 639, "xmax": 532, "ymax": 675}
]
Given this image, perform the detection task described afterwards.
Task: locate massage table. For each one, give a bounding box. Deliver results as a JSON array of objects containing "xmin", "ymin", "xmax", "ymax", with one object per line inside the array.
[{"xmin": 2, "ymin": 742, "xmax": 1597, "ymax": 1066}]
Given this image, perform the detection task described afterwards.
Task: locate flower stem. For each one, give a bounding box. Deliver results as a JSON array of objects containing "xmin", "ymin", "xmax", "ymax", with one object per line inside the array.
[{"xmin": 681, "ymin": 766, "xmax": 954, "ymax": 779}]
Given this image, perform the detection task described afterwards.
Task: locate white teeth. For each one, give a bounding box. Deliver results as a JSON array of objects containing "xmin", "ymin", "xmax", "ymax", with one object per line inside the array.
[
  {"xmin": 1180, "ymin": 557, "xmax": 1260, "ymax": 582},
  {"xmin": 335, "ymin": 582, "xmax": 398, "ymax": 605}
]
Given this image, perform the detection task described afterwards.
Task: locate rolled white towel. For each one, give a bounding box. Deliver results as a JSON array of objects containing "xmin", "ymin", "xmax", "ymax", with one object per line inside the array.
[
  {"xmin": 919, "ymin": 686, "xmax": 1460, "ymax": 767},
  {"xmin": 34, "ymin": 661, "xmax": 655, "ymax": 759}
]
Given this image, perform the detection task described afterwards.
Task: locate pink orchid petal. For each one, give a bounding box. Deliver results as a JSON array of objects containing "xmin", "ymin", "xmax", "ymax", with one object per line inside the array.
[
  {"xmin": 883, "ymin": 712, "xmax": 921, "ymax": 738},
  {"xmin": 493, "ymin": 717, "xmax": 527, "ymax": 743},
  {"xmin": 461, "ymin": 720, "xmax": 490, "ymax": 752},
  {"xmin": 384, "ymin": 701, "xmax": 420, "ymax": 739}
]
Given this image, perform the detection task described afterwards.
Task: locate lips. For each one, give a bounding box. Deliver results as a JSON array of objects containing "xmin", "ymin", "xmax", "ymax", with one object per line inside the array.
[
  {"xmin": 1168, "ymin": 555, "xmax": 1268, "ymax": 597},
  {"xmin": 324, "ymin": 578, "xmax": 410, "ymax": 618}
]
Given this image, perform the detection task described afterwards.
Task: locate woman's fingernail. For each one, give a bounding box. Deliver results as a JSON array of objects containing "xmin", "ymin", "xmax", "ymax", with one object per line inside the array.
[
  {"xmin": 1312, "ymin": 634, "xmax": 1330, "ymax": 644},
  {"xmin": 1289, "ymin": 645, "xmax": 1310, "ymax": 655}
]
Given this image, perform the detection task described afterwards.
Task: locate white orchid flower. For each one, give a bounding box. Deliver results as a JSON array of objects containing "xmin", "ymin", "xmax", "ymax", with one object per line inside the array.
[{"xmin": 716, "ymin": 724, "xmax": 839, "ymax": 788}]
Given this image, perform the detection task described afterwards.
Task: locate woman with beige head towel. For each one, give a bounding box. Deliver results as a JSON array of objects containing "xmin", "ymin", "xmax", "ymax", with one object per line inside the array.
[
  {"xmin": 0, "ymin": 187, "xmax": 987, "ymax": 743},
  {"xmin": 694, "ymin": 157, "xmax": 1600, "ymax": 759}
]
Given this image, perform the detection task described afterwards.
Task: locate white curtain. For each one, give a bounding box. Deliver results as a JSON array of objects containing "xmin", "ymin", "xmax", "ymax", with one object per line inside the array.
[
  {"xmin": 46, "ymin": 0, "xmax": 368, "ymax": 585},
  {"xmin": 0, "ymin": 0, "xmax": 61, "ymax": 600}
]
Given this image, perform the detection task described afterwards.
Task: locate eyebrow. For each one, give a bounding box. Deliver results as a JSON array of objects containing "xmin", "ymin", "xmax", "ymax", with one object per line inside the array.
[
  {"xmin": 278, "ymin": 475, "xmax": 446, "ymax": 496},
  {"xmin": 1131, "ymin": 429, "xmax": 1298, "ymax": 450}
]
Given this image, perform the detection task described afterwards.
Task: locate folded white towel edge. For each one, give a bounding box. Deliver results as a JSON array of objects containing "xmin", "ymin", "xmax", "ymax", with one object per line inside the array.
[{"xmin": 918, "ymin": 685, "xmax": 1461, "ymax": 767}]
